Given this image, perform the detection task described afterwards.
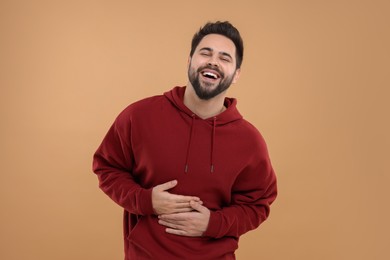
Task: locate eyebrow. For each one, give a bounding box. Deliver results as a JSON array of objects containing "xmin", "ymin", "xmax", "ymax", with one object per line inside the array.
[{"xmin": 199, "ymin": 47, "xmax": 233, "ymax": 60}]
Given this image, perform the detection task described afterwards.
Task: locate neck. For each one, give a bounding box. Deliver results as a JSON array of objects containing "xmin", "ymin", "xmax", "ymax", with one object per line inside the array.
[{"xmin": 183, "ymin": 84, "xmax": 226, "ymax": 119}]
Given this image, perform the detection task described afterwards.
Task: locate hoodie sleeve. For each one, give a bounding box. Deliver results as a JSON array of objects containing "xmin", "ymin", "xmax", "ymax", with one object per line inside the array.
[
  {"xmin": 203, "ymin": 154, "xmax": 277, "ymax": 239},
  {"xmin": 92, "ymin": 111, "xmax": 155, "ymax": 215}
]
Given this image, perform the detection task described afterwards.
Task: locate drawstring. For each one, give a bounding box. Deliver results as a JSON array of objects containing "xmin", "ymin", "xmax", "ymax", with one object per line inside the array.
[
  {"xmin": 210, "ymin": 117, "xmax": 216, "ymax": 173},
  {"xmin": 184, "ymin": 114, "xmax": 217, "ymax": 173},
  {"xmin": 184, "ymin": 114, "xmax": 196, "ymax": 173}
]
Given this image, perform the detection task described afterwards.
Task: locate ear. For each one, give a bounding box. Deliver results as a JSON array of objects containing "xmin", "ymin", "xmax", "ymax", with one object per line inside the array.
[
  {"xmin": 187, "ymin": 56, "xmax": 192, "ymax": 67},
  {"xmin": 232, "ymin": 68, "xmax": 241, "ymax": 84}
]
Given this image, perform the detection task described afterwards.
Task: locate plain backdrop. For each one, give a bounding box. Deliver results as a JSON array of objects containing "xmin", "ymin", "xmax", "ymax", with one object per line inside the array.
[{"xmin": 1, "ymin": 0, "xmax": 389, "ymax": 259}]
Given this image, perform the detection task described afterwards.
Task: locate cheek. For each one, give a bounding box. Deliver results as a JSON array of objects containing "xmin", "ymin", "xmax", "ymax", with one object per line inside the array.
[
  {"xmin": 232, "ymin": 71, "xmax": 240, "ymax": 83},
  {"xmin": 188, "ymin": 64, "xmax": 196, "ymax": 74},
  {"xmin": 188, "ymin": 59, "xmax": 198, "ymax": 70},
  {"xmin": 224, "ymin": 68, "xmax": 236, "ymax": 78}
]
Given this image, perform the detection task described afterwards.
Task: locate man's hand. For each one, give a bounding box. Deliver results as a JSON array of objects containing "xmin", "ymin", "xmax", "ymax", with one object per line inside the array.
[
  {"xmin": 152, "ymin": 180, "xmax": 202, "ymax": 215},
  {"xmin": 157, "ymin": 201, "xmax": 210, "ymax": 237}
]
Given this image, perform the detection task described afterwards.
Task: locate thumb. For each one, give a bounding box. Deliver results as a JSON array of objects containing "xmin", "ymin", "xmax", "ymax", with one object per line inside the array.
[{"xmin": 154, "ymin": 180, "xmax": 178, "ymax": 192}]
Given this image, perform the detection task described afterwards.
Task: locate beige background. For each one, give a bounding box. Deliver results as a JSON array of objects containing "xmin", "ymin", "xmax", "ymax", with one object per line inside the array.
[{"xmin": 1, "ymin": 0, "xmax": 389, "ymax": 259}]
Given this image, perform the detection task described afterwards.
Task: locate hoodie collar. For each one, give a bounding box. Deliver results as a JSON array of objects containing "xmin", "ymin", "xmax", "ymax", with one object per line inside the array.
[{"xmin": 164, "ymin": 86, "xmax": 243, "ymax": 124}]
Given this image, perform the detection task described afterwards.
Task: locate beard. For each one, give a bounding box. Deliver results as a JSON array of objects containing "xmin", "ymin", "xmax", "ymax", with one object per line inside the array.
[{"xmin": 188, "ymin": 64, "xmax": 236, "ymax": 100}]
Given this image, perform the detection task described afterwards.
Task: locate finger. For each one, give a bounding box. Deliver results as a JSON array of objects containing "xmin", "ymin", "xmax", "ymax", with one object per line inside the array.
[
  {"xmin": 158, "ymin": 213, "xmax": 189, "ymax": 221},
  {"xmin": 158, "ymin": 219, "xmax": 184, "ymax": 229},
  {"xmin": 154, "ymin": 180, "xmax": 177, "ymax": 191},
  {"xmin": 190, "ymin": 200, "xmax": 207, "ymax": 213},
  {"xmin": 176, "ymin": 201, "xmax": 200, "ymax": 209},
  {"xmin": 165, "ymin": 228, "xmax": 189, "ymax": 236},
  {"xmin": 173, "ymin": 194, "xmax": 201, "ymax": 203},
  {"xmin": 173, "ymin": 201, "xmax": 203, "ymax": 211},
  {"xmin": 169, "ymin": 207, "xmax": 193, "ymax": 213}
]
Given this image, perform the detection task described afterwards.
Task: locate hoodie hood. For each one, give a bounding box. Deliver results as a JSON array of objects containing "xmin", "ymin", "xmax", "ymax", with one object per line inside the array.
[{"xmin": 164, "ymin": 86, "xmax": 243, "ymax": 173}]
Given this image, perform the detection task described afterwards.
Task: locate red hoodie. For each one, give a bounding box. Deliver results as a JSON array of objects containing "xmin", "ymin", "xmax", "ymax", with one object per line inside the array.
[{"xmin": 92, "ymin": 86, "xmax": 277, "ymax": 259}]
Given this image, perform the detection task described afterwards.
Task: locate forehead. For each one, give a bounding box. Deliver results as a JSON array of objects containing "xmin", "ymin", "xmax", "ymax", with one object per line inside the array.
[{"xmin": 196, "ymin": 34, "xmax": 236, "ymax": 56}]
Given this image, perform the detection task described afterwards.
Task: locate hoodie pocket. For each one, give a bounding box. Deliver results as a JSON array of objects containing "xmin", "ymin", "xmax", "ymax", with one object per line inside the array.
[{"xmin": 126, "ymin": 216, "xmax": 154, "ymax": 258}]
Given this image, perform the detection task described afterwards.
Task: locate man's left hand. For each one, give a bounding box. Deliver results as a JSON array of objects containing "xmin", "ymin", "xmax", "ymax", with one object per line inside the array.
[{"xmin": 158, "ymin": 200, "xmax": 210, "ymax": 237}]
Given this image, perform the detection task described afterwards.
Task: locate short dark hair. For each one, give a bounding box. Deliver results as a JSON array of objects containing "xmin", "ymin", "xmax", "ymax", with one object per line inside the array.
[{"xmin": 190, "ymin": 21, "xmax": 244, "ymax": 69}]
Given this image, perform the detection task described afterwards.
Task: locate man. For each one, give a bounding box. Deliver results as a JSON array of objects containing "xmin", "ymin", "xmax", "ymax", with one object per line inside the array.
[{"xmin": 93, "ymin": 21, "xmax": 277, "ymax": 259}]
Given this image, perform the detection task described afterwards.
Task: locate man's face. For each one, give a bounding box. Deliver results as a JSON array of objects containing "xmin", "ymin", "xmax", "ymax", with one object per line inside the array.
[{"xmin": 188, "ymin": 34, "xmax": 241, "ymax": 100}]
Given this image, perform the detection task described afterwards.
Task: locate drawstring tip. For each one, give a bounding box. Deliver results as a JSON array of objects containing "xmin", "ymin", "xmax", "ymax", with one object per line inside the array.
[
  {"xmin": 210, "ymin": 165, "xmax": 214, "ymax": 173},
  {"xmin": 185, "ymin": 164, "xmax": 188, "ymax": 173}
]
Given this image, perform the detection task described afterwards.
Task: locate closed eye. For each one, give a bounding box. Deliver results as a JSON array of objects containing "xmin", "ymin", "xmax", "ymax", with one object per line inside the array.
[
  {"xmin": 199, "ymin": 47, "xmax": 213, "ymax": 57},
  {"xmin": 220, "ymin": 56, "xmax": 232, "ymax": 62},
  {"xmin": 200, "ymin": 52, "xmax": 211, "ymax": 56},
  {"xmin": 220, "ymin": 52, "xmax": 233, "ymax": 62}
]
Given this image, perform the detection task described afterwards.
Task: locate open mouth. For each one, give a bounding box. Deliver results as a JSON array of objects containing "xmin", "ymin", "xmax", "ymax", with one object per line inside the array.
[{"xmin": 201, "ymin": 70, "xmax": 221, "ymax": 80}]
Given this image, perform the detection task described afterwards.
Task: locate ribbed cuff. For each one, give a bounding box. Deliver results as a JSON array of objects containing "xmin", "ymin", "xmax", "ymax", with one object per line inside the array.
[
  {"xmin": 203, "ymin": 211, "xmax": 222, "ymax": 238},
  {"xmin": 138, "ymin": 188, "xmax": 155, "ymax": 215}
]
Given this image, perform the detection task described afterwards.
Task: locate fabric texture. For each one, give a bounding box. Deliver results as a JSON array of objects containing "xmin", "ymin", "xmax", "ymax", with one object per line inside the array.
[{"xmin": 92, "ymin": 86, "xmax": 277, "ymax": 259}]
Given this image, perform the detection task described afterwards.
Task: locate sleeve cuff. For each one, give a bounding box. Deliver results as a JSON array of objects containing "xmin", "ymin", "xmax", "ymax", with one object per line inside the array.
[
  {"xmin": 203, "ymin": 211, "xmax": 222, "ymax": 238},
  {"xmin": 138, "ymin": 188, "xmax": 155, "ymax": 215}
]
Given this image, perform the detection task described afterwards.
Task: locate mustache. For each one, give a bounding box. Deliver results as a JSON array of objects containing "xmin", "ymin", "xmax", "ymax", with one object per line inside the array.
[{"xmin": 197, "ymin": 65, "xmax": 224, "ymax": 78}]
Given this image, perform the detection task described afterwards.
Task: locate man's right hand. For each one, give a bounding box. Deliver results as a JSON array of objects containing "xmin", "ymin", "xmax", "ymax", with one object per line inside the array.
[{"xmin": 152, "ymin": 180, "xmax": 202, "ymax": 215}]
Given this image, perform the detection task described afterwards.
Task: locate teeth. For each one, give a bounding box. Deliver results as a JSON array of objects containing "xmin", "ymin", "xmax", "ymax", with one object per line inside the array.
[{"xmin": 203, "ymin": 72, "xmax": 218, "ymax": 79}]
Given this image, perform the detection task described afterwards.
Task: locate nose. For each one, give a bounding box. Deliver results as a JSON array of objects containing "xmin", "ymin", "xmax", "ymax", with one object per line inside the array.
[{"xmin": 207, "ymin": 56, "xmax": 219, "ymax": 67}]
